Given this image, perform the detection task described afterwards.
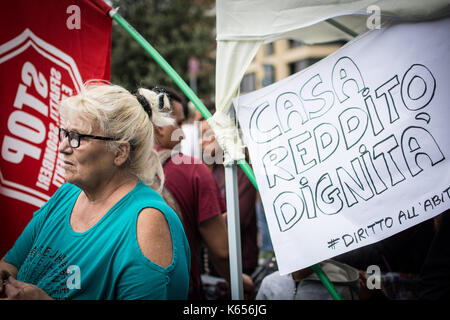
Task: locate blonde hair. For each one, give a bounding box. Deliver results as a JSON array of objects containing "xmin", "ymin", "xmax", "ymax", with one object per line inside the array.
[{"xmin": 60, "ymin": 81, "xmax": 174, "ymax": 189}]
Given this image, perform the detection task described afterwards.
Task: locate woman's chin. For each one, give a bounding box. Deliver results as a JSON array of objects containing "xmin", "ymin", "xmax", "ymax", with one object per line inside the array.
[{"xmin": 63, "ymin": 174, "xmax": 76, "ymax": 185}]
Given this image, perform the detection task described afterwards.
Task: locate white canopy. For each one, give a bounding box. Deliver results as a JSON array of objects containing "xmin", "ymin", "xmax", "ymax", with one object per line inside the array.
[{"xmin": 213, "ymin": 0, "xmax": 450, "ymax": 160}]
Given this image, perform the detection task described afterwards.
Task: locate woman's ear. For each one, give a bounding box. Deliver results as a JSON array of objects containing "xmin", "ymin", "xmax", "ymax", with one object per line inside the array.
[
  {"xmin": 153, "ymin": 125, "xmax": 163, "ymax": 145},
  {"xmin": 154, "ymin": 125, "xmax": 163, "ymax": 135},
  {"xmin": 114, "ymin": 142, "xmax": 131, "ymax": 166}
]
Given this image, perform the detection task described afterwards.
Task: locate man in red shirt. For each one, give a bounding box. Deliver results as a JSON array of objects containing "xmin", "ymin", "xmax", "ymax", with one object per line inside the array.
[
  {"xmin": 151, "ymin": 86, "xmax": 253, "ymax": 299},
  {"xmin": 200, "ymin": 102, "xmax": 259, "ymax": 276}
]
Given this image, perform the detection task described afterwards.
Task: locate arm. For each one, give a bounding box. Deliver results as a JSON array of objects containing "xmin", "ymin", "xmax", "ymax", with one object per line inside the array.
[
  {"xmin": 114, "ymin": 207, "xmax": 180, "ymax": 300},
  {"xmin": 0, "ymin": 257, "xmax": 18, "ymax": 297},
  {"xmin": 199, "ymin": 213, "xmax": 255, "ymax": 297},
  {"xmin": 199, "ymin": 213, "xmax": 230, "ymax": 281},
  {"xmin": 0, "ymin": 185, "xmax": 70, "ymax": 300},
  {"xmin": 197, "ymin": 164, "xmax": 255, "ymax": 296},
  {"xmin": 136, "ymin": 207, "xmax": 173, "ymax": 268},
  {"xmin": 0, "ymin": 257, "xmax": 52, "ymax": 300}
]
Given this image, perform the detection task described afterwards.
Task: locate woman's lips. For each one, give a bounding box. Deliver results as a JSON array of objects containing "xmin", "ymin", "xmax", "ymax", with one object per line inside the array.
[{"xmin": 63, "ymin": 160, "xmax": 74, "ymax": 166}]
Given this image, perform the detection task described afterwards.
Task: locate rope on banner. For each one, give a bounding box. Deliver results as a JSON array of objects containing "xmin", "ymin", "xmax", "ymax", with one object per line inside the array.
[{"xmin": 108, "ymin": 8, "xmax": 342, "ymax": 301}]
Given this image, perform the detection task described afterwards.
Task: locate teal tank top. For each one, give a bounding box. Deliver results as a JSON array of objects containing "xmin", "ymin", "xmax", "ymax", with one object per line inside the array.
[{"xmin": 5, "ymin": 182, "xmax": 190, "ymax": 300}]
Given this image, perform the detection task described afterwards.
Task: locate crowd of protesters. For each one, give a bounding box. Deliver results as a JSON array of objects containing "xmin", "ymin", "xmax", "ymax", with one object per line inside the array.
[{"xmin": 0, "ymin": 81, "xmax": 448, "ymax": 300}]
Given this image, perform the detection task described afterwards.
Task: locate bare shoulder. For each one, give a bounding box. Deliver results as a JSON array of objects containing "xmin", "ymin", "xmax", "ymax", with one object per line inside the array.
[{"xmin": 136, "ymin": 207, "xmax": 173, "ymax": 268}]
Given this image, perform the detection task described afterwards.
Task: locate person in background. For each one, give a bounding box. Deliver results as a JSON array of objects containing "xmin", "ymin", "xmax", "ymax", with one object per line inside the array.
[
  {"xmin": 149, "ymin": 86, "xmax": 254, "ymax": 299},
  {"xmin": 255, "ymin": 260, "xmax": 360, "ymax": 300},
  {"xmin": 334, "ymin": 218, "xmax": 435, "ymax": 299},
  {"xmin": 418, "ymin": 209, "xmax": 450, "ymax": 300},
  {"xmin": 255, "ymin": 195, "xmax": 274, "ymax": 264},
  {"xmin": 180, "ymin": 101, "xmax": 202, "ymax": 159},
  {"xmin": 200, "ymin": 101, "xmax": 259, "ymax": 276},
  {"xmin": 0, "ymin": 82, "xmax": 190, "ymax": 300}
]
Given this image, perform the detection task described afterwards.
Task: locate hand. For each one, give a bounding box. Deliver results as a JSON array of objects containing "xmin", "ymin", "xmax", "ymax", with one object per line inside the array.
[
  {"xmin": 242, "ymin": 273, "xmax": 255, "ymax": 300},
  {"xmin": 0, "ymin": 276, "xmax": 53, "ymax": 300},
  {"xmin": 358, "ymin": 270, "xmax": 372, "ymax": 300},
  {"xmin": 0, "ymin": 270, "xmax": 11, "ymax": 298}
]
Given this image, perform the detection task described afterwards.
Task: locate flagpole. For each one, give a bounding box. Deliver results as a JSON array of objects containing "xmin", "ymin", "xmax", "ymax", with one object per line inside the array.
[{"xmin": 109, "ymin": 8, "xmax": 342, "ymax": 301}]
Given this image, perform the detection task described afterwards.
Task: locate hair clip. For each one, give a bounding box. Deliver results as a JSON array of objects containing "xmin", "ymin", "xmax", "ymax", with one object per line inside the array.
[
  {"xmin": 133, "ymin": 92, "xmax": 152, "ymax": 118},
  {"xmin": 152, "ymin": 87, "xmax": 169, "ymax": 110}
]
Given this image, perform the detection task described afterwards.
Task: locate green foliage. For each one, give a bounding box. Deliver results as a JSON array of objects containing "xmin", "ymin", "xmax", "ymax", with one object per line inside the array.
[{"xmin": 110, "ymin": 0, "xmax": 215, "ymax": 98}]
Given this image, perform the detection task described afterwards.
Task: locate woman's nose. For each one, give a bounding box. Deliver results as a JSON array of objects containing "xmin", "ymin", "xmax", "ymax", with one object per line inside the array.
[{"xmin": 58, "ymin": 136, "xmax": 72, "ymax": 153}]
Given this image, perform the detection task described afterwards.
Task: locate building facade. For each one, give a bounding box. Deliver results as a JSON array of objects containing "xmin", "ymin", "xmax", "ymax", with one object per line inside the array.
[{"xmin": 240, "ymin": 39, "xmax": 346, "ymax": 93}]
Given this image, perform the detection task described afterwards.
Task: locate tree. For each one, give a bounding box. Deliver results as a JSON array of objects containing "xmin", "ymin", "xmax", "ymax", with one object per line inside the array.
[{"xmin": 110, "ymin": 0, "xmax": 216, "ymax": 98}]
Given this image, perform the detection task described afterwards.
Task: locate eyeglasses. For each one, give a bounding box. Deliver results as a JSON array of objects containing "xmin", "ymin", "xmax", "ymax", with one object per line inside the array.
[{"xmin": 59, "ymin": 128, "xmax": 118, "ymax": 149}]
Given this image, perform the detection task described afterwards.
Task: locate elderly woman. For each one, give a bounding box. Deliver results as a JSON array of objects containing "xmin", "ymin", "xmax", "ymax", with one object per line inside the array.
[{"xmin": 0, "ymin": 82, "xmax": 190, "ymax": 300}]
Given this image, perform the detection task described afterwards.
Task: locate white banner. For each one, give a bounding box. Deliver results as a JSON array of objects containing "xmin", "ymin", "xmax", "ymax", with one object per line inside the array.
[{"xmin": 235, "ymin": 18, "xmax": 450, "ymax": 275}]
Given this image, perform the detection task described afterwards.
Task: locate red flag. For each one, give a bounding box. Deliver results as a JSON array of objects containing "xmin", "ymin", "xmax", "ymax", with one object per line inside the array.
[{"xmin": 0, "ymin": 0, "xmax": 112, "ymax": 257}]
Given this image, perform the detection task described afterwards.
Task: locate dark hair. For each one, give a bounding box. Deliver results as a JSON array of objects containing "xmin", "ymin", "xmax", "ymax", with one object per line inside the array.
[
  {"xmin": 197, "ymin": 100, "xmax": 216, "ymax": 121},
  {"xmin": 204, "ymin": 100, "xmax": 216, "ymax": 114},
  {"xmin": 147, "ymin": 85, "xmax": 188, "ymax": 118}
]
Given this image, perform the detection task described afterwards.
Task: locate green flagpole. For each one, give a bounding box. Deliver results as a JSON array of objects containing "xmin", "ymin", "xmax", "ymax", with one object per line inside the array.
[{"xmin": 109, "ymin": 9, "xmax": 342, "ymax": 301}]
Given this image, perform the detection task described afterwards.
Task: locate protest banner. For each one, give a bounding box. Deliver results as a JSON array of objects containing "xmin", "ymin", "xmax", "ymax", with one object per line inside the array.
[
  {"xmin": 0, "ymin": 0, "xmax": 112, "ymax": 257},
  {"xmin": 235, "ymin": 17, "xmax": 450, "ymax": 275}
]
